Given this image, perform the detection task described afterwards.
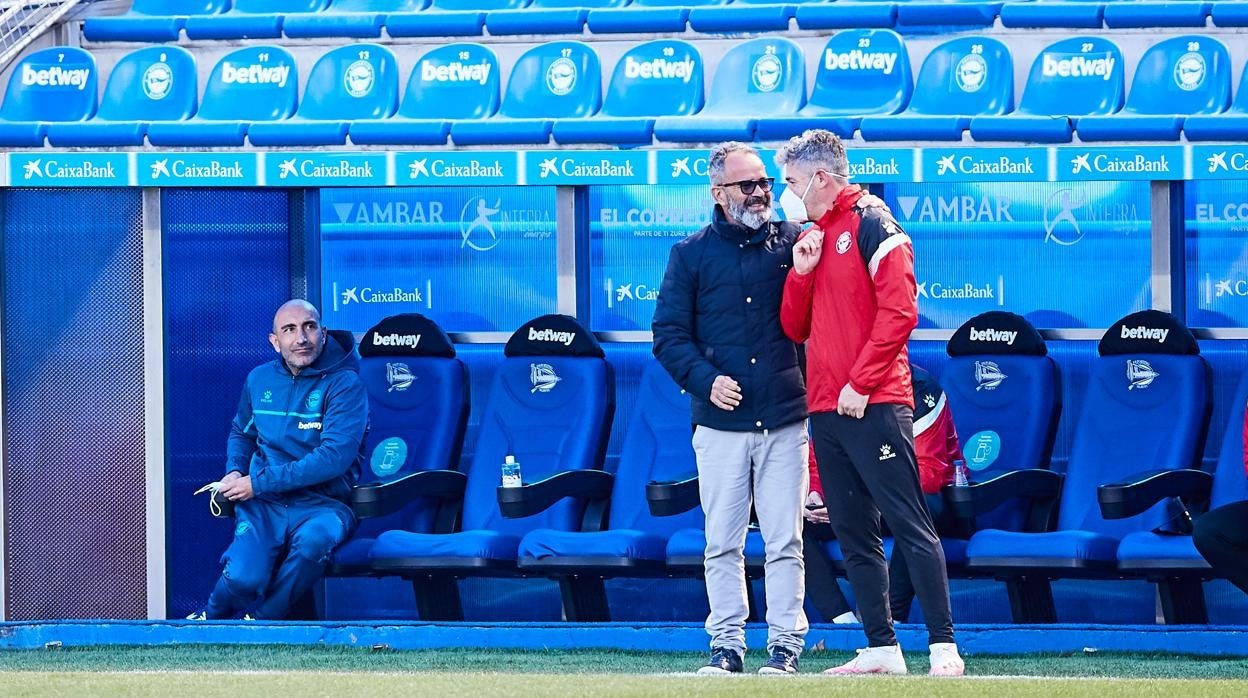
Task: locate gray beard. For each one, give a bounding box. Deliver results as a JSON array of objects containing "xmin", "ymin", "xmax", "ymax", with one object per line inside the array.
[{"xmin": 727, "ymin": 197, "xmax": 772, "ymax": 230}]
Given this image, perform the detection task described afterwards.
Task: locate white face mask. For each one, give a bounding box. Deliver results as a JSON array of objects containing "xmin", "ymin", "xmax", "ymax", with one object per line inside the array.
[{"xmin": 778, "ymin": 173, "xmax": 817, "ymax": 224}]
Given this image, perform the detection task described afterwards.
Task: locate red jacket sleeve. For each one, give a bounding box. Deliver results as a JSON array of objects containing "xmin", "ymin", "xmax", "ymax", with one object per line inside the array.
[
  {"xmin": 808, "ymin": 446, "xmax": 823, "ymax": 498},
  {"xmin": 848, "ymin": 213, "xmax": 918, "ymax": 395},
  {"xmin": 915, "ymin": 406, "xmax": 960, "ymax": 495},
  {"xmin": 781, "ymin": 268, "xmax": 815, "ymax": 344}
]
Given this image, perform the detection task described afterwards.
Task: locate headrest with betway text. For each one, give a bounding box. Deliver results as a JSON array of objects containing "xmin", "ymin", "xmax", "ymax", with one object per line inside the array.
[
  {"xmin": 504, "ymin": 314, "xmax": 603, "ymax": 358},
  {"xmin": 947, "ymin": 311, "xmax": 1047, "ymax": 356},
  {"xmin": 1098, "ymin": 310, "xmax": 1199, "ymax": 356},
  {"xmin": 358, "ymin": 313, "xmax": 456, "ymax": 358}
]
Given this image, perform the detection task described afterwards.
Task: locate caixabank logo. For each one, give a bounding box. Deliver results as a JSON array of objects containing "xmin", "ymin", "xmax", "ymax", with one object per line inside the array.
[
  {"xmin": 924, "ymin": 148, "xmax": 1041, "ymax": 182},
  {"xmin": 1192, "ymin": 145, "xmax": 1248, "ymax": 180},
  {"xmin": 527, "ymin": 150, "xmax": 647, "ymax": 184},
  {"xmin": 397, "ymin": 151, "xmax": 517, "ymax": 185},
  {"xmin": 268, "ymin": 152, "xmax": 387, "ymax": 186},
  {"xmin": 10, "ymin": 153, "xmax": 129, "ymax": 187},
  {"xmin": 138, "ymin": 152, "xmax": 258, "ymax": 186},
  {"xmin": 1058, "ymin": 146, "xmax": 1183, "ymax": 181},
  {"xmin": 847, "ymin": 149, "xmax": 912, "ymax": 183}
]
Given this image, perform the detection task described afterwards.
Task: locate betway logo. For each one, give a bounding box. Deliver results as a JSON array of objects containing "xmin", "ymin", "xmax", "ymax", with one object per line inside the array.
[
  {"xmin": 1072, "ymin": 153, "xmax": 1171, "ymax": 175},
  {"xmin": 824, "ymin": 49, "xmax": 898, "ymax": 75},
  {"xmin": 24, "ymin": 159, "xmax": 115, "ymax": 180},
  {"xmin": 421, "ymin": 60, "xmax": 492, "ymax": 85},
  {"xmin": 528, "ymin": 327, "xmax": 576, "ymax": 346},
  {"xmin": 21, "ymin": 64, "xmax": 90, "ymax": 90},
  {"xmin": 849, "ymin": 157, "xmax": 900, "ymax": 178},
  {"xmin": 1121, "ymin": 325, "xmax": 1170, "ymax": 343},
  {"xmin": 624, "ymin": 56, "xmax": 696, "ymax": 83},
  {"xmin": 298, "ymin": 421, "xmax": 323, "ymax": 430},
  {"xmin": 969, "ymin": 327, "xmax": 1017, "ymax": 345},
  {"xmin": 220, "ymin": 62, "xmax": 290, "ymax": 87},
  {"xmin": 540, "ymin": 157, "xmax": 634, "ymax": 178},
  {"xmin": 1042, "ymin": 54, "xmax": 1116, "ymax": 81},
  {"xmin": 372, "ymin": 332, "xmax": 421, "ymax": 348},
  {"xmin": 936, "ymin": 154, "xmax": 1035, "ymax": 177}
]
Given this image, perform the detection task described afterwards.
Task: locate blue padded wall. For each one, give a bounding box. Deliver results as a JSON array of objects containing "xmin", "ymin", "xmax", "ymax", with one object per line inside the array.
[
  {"xmin": 161, "ymin": 189, "xmax": 292, "ymax": 618},
  {"xmin": 2, "ymin": 188, "xmax": 146, "ymax": 619}
]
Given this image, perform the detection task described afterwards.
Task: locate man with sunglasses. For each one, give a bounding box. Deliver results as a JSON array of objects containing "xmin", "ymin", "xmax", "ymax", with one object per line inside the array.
[
  {"xmin": 777, "ymin": 129, "xmax": 963, "ymax": 677},
  {"xmin": 653, "ymin": 142, "xmax": 809, "ymax": 675}
]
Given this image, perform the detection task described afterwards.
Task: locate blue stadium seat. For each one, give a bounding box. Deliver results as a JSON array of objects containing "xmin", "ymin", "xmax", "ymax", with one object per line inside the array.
[
  {"xmin": 653, "ymin": 37, "xmax": 805, "ymax": 143},
  {"xmin": 146, "ymin": 46, "xmax": 297, "ymax": 147},
  {"xmin": 283, "ymin": 0, "xmax": 428, "ymax": 38},
  {"xmin": 970, "ymin": 36, "xmax": 1124, "ymax": 143},
  {"xmin": 184, "ymin": 0, "xmax": 328, "ymax": 40},
  {"xmin": 966, "ymin": 310, "xmax": 1210, "ymax": 623},
  {"xmin": 1076, "ymin": 35, "xmax": 1231, "ymax": 141},
  {"xmin": 0, "ymin": 47, "xmax": 98, "ymax": 147},
  {"xmin": 329, "ymin": 314, "xmax": 470, "ymax": 575},
  {"xmin": 384, "ymin": 0, "xmax": 509, "ymax": 36},
  {"xmin": 895, "ymin": 0, "xmax": 1004, "ymax": 29},
  {"xmin": 350, "ymin": 43, "xmax": 499, "ymax": 146},
  {"xmin": 1212, "ymin": 1, "xmax": 1248, "ymax": 26},
  {"xmin": 1103, "ymin": 0, "xmax": 1211, "ymax": 28},
  {"xmin": 1000, "ymin": 0, "xmax": 1104, "ymax": 29},
  {"xmin": 552, "ymin": 40, "xmax": 704, "ymax": 145},
  {"xmin": 1183, "ymin": 62, "xmax": 1248, "ymax": 141},
  {"xmin": 515, "ymin": 359, "xmax": 703, "ymax": 621},
  {"xmin": 586, "ymin": 0, "xmax": 701, "ymax": 33},
  {"xmin": 369, "ymin": 315, "xmax": 614, "ymax": 621},
  {"xmin": 248, "ymin": 44, "xmax": 398, "ymax": 146},
  {"xmin": 794, "ymin": 0, "xmax": 897, "ymax": 29},
  {"xmin": 451, "ymin": 41, "xmax": 601, "ymax": 146},
  {"xmin": 1114, "ymin": 369, "xmax": 1248, "ymax": 624},
  {"xmin": 487, "ymin": 0, "xmax": 625, "ymax": 35},
  {"xmin": 859, "ymin": 36, "xmax": 1012, "ymax": 142},
  {"xmin": 755, "ymin": 29, "xmax": 911, "ymax": 141},
  {"xmin": 45, "ymin": 46, "xmax": 197, "ymax": 147},
  {"xmin": 687, "ymin": 0, "xmax": 796, "ymax": 33},
  {"xmin": 83, "ymin": 0, "xmax": 229, "ymax": 42}
]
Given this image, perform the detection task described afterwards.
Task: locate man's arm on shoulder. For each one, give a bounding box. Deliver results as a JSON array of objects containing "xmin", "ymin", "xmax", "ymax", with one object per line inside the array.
[
  {"xmin": 848, "ymin": 211, "xmax": 918, "ymax": 395},
  {"xmin": 250, "ymin": 375, "xmax": 368, "ymax": 495},
  {"xmin": 225, "ymin": 377, "xmax": 258, "ymax": 477},
  {"xmin": 652, "ymin": 244, "xmax": 720, "ymax": 400}
]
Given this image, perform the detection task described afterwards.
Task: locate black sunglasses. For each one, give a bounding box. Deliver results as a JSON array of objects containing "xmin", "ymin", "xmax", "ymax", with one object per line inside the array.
[{"xmin": 718, "ymin": 177, "xmax": 775, "ymax": 195}]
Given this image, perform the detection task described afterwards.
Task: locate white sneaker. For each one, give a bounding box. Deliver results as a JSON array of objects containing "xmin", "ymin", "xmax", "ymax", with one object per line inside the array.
[
  {"xmin": 823, "ymin": 645, "xmax": 907, "ymax": 675},
  {"xmin": 928, "ymin": 643, "xmax": 964, "ymax": 677}
]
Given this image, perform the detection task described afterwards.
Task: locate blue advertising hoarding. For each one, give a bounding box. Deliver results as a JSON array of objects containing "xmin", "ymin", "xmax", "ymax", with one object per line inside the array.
[
  {"xmin": 1185, "ymin": 180, "xmax": 1248, "ymax": 327},
  {"xmin": 320, "ymin": 186, "xmax": 558, "ymax": 333},
  {"xmin": 884, "ymin": 181, "xmax": 1152, "ymax": 329}
]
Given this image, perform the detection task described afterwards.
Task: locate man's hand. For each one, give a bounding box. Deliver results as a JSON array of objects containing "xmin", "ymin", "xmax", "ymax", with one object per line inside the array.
[
  {"xmin": 709, "ymin": 375, "xmax": 743, "ymax": 411},
  {"xmin": 793, "ymin": 228, "xmax": 824, "ymax": 275},
  {"xmin": 836, "ymin": 383, "xmax": 869, "ymax": 419},
  {"xmin": 221, "ymin": 471, "xmax": 242, "ymax": 484},
  {"xmin": 217, "ymin": 475, "xmax": 254, "ymax": 502},
  {"xmin": 803, "ymin": 490, "xmax": 829, "ymax": 524}
]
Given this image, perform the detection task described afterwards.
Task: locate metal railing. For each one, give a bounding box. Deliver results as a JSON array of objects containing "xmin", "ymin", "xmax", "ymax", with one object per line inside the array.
[{"xmin": 0, "ymin": 1, "xmax": 84, "ymax": 71}]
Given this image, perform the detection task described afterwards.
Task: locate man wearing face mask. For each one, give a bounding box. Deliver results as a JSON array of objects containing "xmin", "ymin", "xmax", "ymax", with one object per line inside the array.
[
  {"xmin": 777, "ymin": 130, "xmax": 963, "ymax": 677},
  {"xmin": 653, "ymin": 142, "xmax": 809, "ymax": 675},
  {"xmin": 188, "ymin": 299, "xmax": 368, "ymax": 620}
]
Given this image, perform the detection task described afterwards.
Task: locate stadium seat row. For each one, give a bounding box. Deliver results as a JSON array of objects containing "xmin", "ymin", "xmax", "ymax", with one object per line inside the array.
[
  {"xmin": 7, "ymin": 31, "xmax": 1248, "ymax": 148},
  {"xmin": 83, "ymin": 0, "xmax": 1248, "ymax": 42},
  {"xmin": 335, "ymin": 309, "xmax": 1246, "ymax": 625}
]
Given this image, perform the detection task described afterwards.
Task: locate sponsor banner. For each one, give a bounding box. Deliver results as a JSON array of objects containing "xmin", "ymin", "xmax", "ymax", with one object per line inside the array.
[
  {"xmin": 396, "ymin": 150, "xmax": 518, "ymax": 185},
  {"xmin": 1190, "ymin": 145, "xmax": 1248, "ymax": 180},
  {"xmin": 526, "ymin": 150, "xmax": 649, "ymax": 185},
  {"xmin": 654, "ymin": 148, "xmax": 781, "ymax": 185},
  {"xmin": 265, "ymin": 152, "xmax": 388, "ymax": 186},
  {"xmin": 9, "ymin": 152, "xmax": 130, "ymax": 187},
  {"xmin": 136, "ymin": 152, "xmax": 260, "ymax": 187},
  {"xmin": 848, "ymin": 148, "xmax": 915, "ymax": 183},
  {"xmin": 1055, "ymin": 145, "xmax": 1185, "ymax": 181},
  {"xmin": 1185, "ymin": 180, "xmax": 1248, "ymax": 327},
  {"xmin": 922, "ymin": 147, "xmax": 1046, "ymax": 182}
]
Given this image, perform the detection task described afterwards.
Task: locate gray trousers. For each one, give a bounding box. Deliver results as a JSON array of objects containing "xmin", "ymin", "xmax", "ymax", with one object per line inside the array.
[{"xmin": 693, "ymin": 421, "xmax": 809, "ymax": 655}]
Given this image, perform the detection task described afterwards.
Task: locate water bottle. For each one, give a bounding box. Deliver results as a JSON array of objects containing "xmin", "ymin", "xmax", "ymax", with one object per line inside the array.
[
  {"xmin": 953, "ymin": 459, "xmax": 970, "ymax": 488},
  {"xmin": 501, "ymin": 455, "xmax": 522, "ymax": 488}
]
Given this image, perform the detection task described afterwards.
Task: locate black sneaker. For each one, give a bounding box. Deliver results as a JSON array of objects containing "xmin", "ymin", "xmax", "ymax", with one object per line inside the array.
[
  {"xmin": 758, "ymin": 646, "xmax": 799, "ymax": 675},
  {"xmin": 697, "ymin": 646, "xmax": 744, "ymax": 675}
]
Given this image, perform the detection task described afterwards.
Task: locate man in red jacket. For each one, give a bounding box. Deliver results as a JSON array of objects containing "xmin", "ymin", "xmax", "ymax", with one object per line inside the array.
[{"xmin": 777, "ymin": 129, "xmax": 962, "ymax": 677}]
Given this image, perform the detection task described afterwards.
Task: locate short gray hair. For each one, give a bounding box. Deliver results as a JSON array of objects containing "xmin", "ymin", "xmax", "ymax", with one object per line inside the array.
[
  {"xmin": 774, "ymin": 129, "xmax": 849, "ymax": 185},
  {"xmin": 707, "ymin": 141, "xmax": 761, "ymax": 185}
]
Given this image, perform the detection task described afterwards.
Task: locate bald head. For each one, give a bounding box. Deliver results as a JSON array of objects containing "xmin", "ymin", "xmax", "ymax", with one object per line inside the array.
[{"xmin": 269, "ymin": 299, "xmax": 326, "ymax": 374}]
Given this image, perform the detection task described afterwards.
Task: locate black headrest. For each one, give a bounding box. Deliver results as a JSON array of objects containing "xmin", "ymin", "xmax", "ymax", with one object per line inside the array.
[
  {"xmin": 504, "ymin": 314, "xmax": 603, "ymax": 358},
  {"xmin": 358, "ymin": 313, "xmax": 456, "ymax": 358},
  {"xmin": 947, "ymin": 312, "xmax": 1047, "ymax": 357},
  {"xmin": 1098, "ymin": 310, "xmax": 1199, "ymax": 356}
]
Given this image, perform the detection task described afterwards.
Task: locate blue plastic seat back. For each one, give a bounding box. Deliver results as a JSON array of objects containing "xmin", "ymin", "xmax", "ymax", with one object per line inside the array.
[
  {"xmin": 702, "ymin": 37, "xmax": 806, "ymax": 117},
  {"xmin": 608, "ymin": 360, "xmax": 704, "ymax": 534},
  {"xmin": 805, "ymin": 29, "xmax": 911, "ymax": 116},
  {"xmin": 461, "ymin": 315, "xmax": 614, "ymax": 535},
  {"xmin": 399, "ymin": 43, "xmax": 499, "ymax": 119},
  {"xmin": 0, "ymin": 47, "xmax": 98, "ymax": 122},
  {"xmin": 196, "ymin": 46, "xmax": 298, "ymax": 121},
  {"xmin": 297, "ymin": 44, "xmax": 398, "ymax": 120},
  {"xmin": 431, "ymin": 0, "xmax": 526, "ymax": 9},
  {"xmin": 129, "ymin": 0, "xmax": 229, "ymax": 13},
  {"xmin": 500, "ymin": 41, "xmax": 601, "ymax": 119},
  {"xmin": 1059, "ymin": 311, "xmax": 1209, "ymax": 539},
  {"xmin": 1017, "ymin": 36, "xmax": 1124, "ymax": 117},
  {"xmin": 602, "ymin": 40, "xmax": 704, "ymax": 118},
  {"xmin": 96, "ymin": 46, "xmax": 197, "ymax": 122},
  {"xmin": 633, "ymin": 0, "xmax": 724, "ymax": 4},
  {"xmin": 906, "ymin": 36, "xmax": 1013, "ymax": 116},
  {"xmin": 354, "ymin": 314, "xmax": 469, "ymax": 537},
  {"xmin": 1124, "ymin": 35, "xmax": 1231, "ymax": 115},
  {"xmin": 1210, "ymin": 370, "xmax": 1248, "ymax": 508},
  {"xmin": 230, "ymin": 0, "xmax": 327, "ymax": 12},
  {"xmin": 533, "ymin": 0, "xmax": 625, "ymax": 6},
  {"xmin": 328, "ymin": 0, "xmax": 427, "ymax": 10},
  {"xmin": 942, "ymin": 312, "xmax": 1060, "ymax": 531}
]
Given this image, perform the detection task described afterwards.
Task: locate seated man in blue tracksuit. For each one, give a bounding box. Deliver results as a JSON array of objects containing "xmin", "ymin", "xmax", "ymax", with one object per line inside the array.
[{"xmin": 191, "ymin": 299, "xmax": 368, "ymax": 620}]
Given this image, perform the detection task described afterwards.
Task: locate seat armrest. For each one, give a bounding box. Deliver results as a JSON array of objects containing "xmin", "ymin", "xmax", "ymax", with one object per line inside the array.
[
  {"xmin": 944, "ymin": 468, "xmax": 1063, "ymax": 520},
  {"xmin": 646, "ymin": 474, "xmax": 700, "ymax": 517},
  {"xmin": 1097, "ymin": 469, "xmax": 1213, "ymax": 520},
  {"xmin": 497, "ymin": 469, "xmax": 614, "ymax": 519},
  {"xmin": 351, "ymin": 470, "xmax": 467, "ymax": 520}
]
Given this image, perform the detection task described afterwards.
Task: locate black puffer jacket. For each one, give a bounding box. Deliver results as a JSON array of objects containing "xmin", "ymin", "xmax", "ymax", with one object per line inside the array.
[{"xmin": 652, "ymin": 206, "xmax": 807, "ymax": 431}]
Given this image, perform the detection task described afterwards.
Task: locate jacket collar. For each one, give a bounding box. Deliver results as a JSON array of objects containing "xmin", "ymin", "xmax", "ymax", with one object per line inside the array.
[
  {"xmin": 816, "ymin": 185, "xmax": 865, "ymax": 229},
  {"xmin": 710, "ymin": 204, "xmax": 777, "ymax": 247}
]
